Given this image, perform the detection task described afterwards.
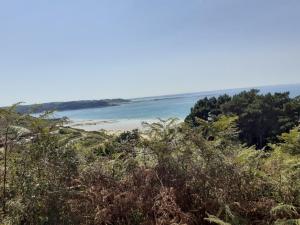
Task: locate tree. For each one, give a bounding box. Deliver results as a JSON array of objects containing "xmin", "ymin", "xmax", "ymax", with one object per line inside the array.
[
  {"xmin": 185, "ymin": 94, "xmax": 231, "ymax": 125},
  {"xmin": 186, "ymin": 90, "xmax": 300, "ymax": 148}
]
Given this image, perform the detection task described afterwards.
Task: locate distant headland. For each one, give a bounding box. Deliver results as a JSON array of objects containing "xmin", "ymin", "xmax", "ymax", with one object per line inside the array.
[{"xmin": 14, "ymin": 99, "xmax": 130, "ymax": 114}]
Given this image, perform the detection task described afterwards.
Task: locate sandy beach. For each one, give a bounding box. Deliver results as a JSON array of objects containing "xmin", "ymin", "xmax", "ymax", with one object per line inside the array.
[{"xmin": 64, "ymin": 119, "xmax": 160, "ymax": 132}]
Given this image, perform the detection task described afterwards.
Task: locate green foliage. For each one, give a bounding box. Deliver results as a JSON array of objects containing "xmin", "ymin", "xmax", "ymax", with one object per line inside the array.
[
  {"xmin": 204, "ymin": 214, "xmax": 232, "ymax": 225},
  {"xmin": 274, "ymin": 219, "xmax": 300, "ymax": 225},
  {"xmin": 278, "ymin": 127, "xmax": 300, "ymax": 155},
  {"xmin": 116, "ymin": 129, "xmax": 140, "ymax": 143},
  {"xmin": 185, "ymin": 94, "xmax": 231, "ymax": 124},
  {"xmin": 1, "ymin": 99, "xmax": 300, "ymax": 225},
  {"xmin": 1, "ymin": 110, "xmax": 79, "ymax": 224},
  {"xmin": 186, "ymin": 90, "xmax": 300, "ymax": 148},
  {"xmin": 271, "ymin": 204, "xmax": 298, "ymax": 217}
]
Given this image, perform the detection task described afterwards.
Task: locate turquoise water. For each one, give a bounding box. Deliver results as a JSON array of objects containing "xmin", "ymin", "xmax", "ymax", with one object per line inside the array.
[{"xmin": 55, "ymin": 84, "xmax": 300, "ymax": 121}]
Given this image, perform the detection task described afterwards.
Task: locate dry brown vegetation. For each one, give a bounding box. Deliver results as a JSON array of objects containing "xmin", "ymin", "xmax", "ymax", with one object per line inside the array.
[{"xmin": 0, "ymin": 105, "xmax": 299, "ymax": 225}]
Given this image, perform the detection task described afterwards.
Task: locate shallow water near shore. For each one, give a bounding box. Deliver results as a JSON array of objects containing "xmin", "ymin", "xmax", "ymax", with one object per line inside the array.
[{"xmin": 65, "ymin": 119, "xmax": 161, "ymax": 132}]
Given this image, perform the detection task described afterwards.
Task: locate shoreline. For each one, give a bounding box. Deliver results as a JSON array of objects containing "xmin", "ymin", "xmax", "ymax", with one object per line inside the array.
[{"xmin": 64, "ymin": 118, "xmax": 163, "ymax": 132}]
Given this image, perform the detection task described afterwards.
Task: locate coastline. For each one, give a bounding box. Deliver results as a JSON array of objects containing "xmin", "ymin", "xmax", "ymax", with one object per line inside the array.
[{"xmin": 64, "ymin": 118, "xmax": 162, "ymax": 132}]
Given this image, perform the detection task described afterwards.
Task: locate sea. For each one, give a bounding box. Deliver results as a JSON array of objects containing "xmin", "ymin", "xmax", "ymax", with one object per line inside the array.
[{"xmin": 53, "ymin": 84, "xmax": 300, "ymax": 131}]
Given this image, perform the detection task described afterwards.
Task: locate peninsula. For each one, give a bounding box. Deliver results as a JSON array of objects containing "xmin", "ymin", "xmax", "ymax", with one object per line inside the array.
[{"xmin": 14, "ymin": 99, "xmax": 130, "ymax": 114}]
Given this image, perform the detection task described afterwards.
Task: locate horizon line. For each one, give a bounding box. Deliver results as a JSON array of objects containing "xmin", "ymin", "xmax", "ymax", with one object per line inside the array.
[{"xmin": 2, "ymin": 82, "xmax": 300, "ymax": 107}]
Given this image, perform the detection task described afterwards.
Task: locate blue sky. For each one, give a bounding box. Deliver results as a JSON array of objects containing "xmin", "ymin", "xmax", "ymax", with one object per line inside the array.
[{"xmin": 1, "ymin": 0, "xmax": 300, "ymax": 105}]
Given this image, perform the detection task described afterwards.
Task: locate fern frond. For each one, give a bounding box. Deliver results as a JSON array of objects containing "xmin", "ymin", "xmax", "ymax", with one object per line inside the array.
[
  {"xmin": 204, "ymin": 214, "xmax": 232, "ymax": 225},
  {"xmin": 274, "ymin": 219, "xmax": 300, "ymax": 225},
  {"xmin": 271, "ymin": 204, "xmax": 298, "ymax": 217},
  {"xmin": 224, "ymin": 204, "xmax": 235, "ymax": 220}
]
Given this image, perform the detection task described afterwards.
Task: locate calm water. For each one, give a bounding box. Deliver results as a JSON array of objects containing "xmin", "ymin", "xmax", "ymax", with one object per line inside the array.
[{"xmin": 55, "ymin": 84, "xmax": 300, "ymax": 121}]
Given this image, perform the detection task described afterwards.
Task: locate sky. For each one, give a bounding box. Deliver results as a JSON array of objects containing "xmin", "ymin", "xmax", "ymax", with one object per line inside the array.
[{"xmin": 0, "ymin": 0, "xmax": 300, "ymax": 105}]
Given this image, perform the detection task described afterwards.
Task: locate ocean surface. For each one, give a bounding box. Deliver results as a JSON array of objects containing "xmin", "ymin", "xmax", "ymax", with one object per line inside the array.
[{"xmin": 53, "ymin": 84, "xmax": 300, "ymax": 131}]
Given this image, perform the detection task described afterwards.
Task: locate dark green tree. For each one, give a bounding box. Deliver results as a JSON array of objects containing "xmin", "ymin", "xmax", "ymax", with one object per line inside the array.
[{"xmin": 186, "ymin": 90, "xmax": 300, "ymax": 148}]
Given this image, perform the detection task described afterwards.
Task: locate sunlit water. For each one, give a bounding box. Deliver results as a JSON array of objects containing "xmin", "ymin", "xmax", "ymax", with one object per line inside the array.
[{"xmin": 55, "ymin": 84, "xmax": 300, "ymax": 121}]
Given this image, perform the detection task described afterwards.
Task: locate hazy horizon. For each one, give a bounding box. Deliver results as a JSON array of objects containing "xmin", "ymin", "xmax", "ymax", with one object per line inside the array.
[
  {"xmin": 2, "ymin": 82, "xmax": 300, "ymax": 107},
  {"xmin": 1, "ymin": 0, "xmax": 300, "ymax": 105}
]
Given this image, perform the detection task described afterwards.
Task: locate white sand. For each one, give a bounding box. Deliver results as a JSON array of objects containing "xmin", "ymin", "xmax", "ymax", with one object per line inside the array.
[{"xmin": 64, "ymin": 119, "xmax": 160, "ymax": 132}]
